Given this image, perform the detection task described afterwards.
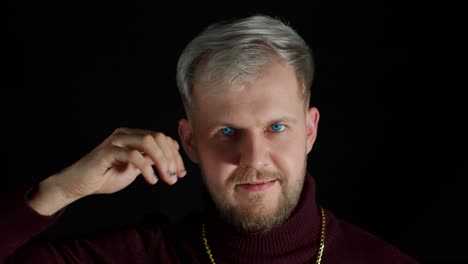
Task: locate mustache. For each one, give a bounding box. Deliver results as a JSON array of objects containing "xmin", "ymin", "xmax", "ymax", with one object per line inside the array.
[{"xmin": 229, "ymin": 167, "xmax": 283, "ymax": 185}]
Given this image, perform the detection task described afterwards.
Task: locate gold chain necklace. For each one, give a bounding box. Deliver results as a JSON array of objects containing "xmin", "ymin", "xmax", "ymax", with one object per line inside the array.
[{"xmin": 202, "ymin": 207, "xmax": 326, "ymax": 264}]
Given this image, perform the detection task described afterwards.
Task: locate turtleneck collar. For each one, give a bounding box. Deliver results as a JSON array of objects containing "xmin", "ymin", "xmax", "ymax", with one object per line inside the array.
[{"xmin": 202, "ymin": 173, "xmax": 322, "ymax": 263}]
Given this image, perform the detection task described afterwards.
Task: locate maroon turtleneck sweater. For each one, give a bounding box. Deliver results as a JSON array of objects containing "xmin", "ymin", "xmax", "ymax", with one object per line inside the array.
[{"xmin": 1, "ymin": 174, "xmax": 418, "ymax": 263}]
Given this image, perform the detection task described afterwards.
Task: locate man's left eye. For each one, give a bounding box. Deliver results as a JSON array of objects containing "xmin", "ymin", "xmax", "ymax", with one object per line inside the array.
[{"xmin": 270, "ymin": 123, "xmax": 285, "ymax": 132}]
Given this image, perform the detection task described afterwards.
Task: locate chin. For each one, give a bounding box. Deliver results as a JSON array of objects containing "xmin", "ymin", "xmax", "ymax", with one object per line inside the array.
[{"xmin": 223, "ymin": 191, "xmax": 297, "ymax": 233}]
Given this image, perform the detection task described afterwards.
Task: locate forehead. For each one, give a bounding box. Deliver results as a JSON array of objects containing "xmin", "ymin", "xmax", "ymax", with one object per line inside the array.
[{"xmin": 191, "ymin": 62, "xmax": 304, "ymax": 127}]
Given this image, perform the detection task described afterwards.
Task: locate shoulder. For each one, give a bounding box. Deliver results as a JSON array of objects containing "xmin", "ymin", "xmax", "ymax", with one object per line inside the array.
[
  {"xmin": 123, "ymin": 211, "xmax": 176, "ymax": 248},
  {"xmin": 139, "ymin": 211, "xmax": 172, "ymax": 229},
  {"xmin": 324, "ymin": 210, "xmax": 419, "ymax": 264},
  {"xmin": 172, "ymin": 212, "xmax": 204, "ymax": 242},
  {"xmin": 135, "ymin": 211, "xmax": 204, "ymax": 243}
]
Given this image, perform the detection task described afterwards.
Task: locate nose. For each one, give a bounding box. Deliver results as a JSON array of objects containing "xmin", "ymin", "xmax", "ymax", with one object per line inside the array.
[{"xmin": 238, "ymin": 132, "xmax": 269, "ymax": 169}]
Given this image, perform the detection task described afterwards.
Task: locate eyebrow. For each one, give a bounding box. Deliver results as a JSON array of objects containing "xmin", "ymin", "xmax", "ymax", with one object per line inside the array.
[
  {"xmin": 213, "ymin": 115, "xmax": 299, "ymax": 129},
  {"xmin": 269, "ymin": 116, "xmax": 299, "ymax": 125}
]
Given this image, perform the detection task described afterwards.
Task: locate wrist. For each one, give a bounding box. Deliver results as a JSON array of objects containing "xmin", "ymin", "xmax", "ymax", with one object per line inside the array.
[{"xmin": 27, "ymin": 175, "xmax": 80, "ymax": 216}]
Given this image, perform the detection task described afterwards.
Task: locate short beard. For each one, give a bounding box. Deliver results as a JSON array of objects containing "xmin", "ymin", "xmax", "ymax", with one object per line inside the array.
[{"xmin": 202, "ymin": 162, "xmax": 306, "ymax": 234}]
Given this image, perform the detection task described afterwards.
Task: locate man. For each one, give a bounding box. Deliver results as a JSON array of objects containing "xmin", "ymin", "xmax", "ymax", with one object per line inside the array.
[{"xmin": 1, "ymin": 15, "xmax": 418, "ymax": 263}]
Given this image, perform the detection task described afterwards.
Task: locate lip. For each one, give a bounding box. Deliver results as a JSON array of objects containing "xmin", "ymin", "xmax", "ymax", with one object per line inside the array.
[{"xmin": 236, "ymin": 179, "xmax": 277, "ymax": 192}]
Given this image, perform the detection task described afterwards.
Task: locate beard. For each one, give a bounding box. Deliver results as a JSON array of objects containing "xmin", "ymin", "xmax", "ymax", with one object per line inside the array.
[{"xmin": 201, "ymin": 160, "xmax": 307, "ymax": 233}]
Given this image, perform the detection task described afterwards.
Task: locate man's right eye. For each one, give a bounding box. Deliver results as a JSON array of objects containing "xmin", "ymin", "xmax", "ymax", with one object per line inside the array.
[{"xmin": 219, "ymin": 127, "xmax": 233, "ymax": 136}]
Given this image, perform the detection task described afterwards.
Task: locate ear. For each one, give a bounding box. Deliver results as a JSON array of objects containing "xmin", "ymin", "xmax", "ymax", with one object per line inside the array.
[
  {"xmin": 178, "ymin": 118, "xmax": 200, "ymax": 163},
  {"xmin": 306, "ymin": 107, "xmax": 320, "ymax": 154}
]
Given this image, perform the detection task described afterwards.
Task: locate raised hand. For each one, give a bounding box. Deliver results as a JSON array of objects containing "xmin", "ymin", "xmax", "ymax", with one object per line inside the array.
[{"xmin": 27, "ymin": 128, "xmax": 186, "ymax": 215}]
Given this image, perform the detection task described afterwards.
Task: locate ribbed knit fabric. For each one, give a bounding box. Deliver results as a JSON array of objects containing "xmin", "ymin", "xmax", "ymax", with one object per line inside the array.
[
  {"xmin": 202, "ymin": 174, "xmax": 322, "ymax": 263},
  {"xmin": 1, "ymin": 174, "xmax": 419, "ymax": 263},
  {"xmin": 192, "ymin": 174, "xmax": 418, "ymax": 264}
]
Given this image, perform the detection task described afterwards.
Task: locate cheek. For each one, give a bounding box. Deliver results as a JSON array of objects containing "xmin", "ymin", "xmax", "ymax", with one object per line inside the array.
[
  {"xmin": 270, "ymin": 135, "xmax": 307, "ymax": 176},
  {"xmin": 197, "ymin": 133, "xmax": 243, "ymax": 164},
  {"xmin": 198, "ymin": 139, "xmax": 232, "ymax": 165},
  {"xmin": 197, "ymin": 139, "xmax": 236, "ymax": 183}
]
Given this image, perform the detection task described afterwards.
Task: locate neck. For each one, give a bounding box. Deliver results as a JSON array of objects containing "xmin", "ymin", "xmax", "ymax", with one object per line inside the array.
[{"xmin": 202, "ymin": 173, "xmax": 322, "ymax": 262}]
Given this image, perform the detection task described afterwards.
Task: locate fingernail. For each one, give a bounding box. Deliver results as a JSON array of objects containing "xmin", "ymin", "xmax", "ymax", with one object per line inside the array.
[{"xmin": 179, "ymin": 169, "xmax": 187, "ymax": 178}]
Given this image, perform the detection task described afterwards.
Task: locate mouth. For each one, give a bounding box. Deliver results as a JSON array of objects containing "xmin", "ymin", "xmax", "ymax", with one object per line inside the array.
[{"xmin": 236, "ymin": 179, "xmax": 278, "ymax": 192}]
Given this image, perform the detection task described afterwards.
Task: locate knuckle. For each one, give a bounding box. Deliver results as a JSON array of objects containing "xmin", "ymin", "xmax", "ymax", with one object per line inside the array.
[
  {"xmin": 109, "ymin": 138, "xmax": 120, "ymax": 146},
  {"xmin": 171, "ymin": 154, "xmax": 180, "ymax": 165},
  {"xmin": 144, "ymin": 156, "xmax": 153, "ymax": 163},
  {"xmin": 158, "ymin": 155, "xmax": 168, "ymax": 165},
  {"xmin": 142, "ymin": 133, "xmax": 155, "ymax": 145},
  {"xmin": 113, "ymin": 127, "xmax": 127, "ymax": 134},
  {"xmin": 153, "ymin": 132, "xmax": 166, "ymax": 141},
  {"xmin": 167, "ymin": 160, "xmax": 174, "ymax": 168},
  {"xmin": 128, "ymin": 149, "xmax": 142, "ymax": 160},
  {"xmin": 110, "ymin": 130, "xmax": 126, "ymax": 143},
  {"xmin": 152, "ymin": 149, "xmax": 164, "ymax": 159},
  {"xmin": 142, "ymin": 164, "xmax": 152, "ymax": 173},
  {"xmin": 170, "ymin": 162, "xmax": 179, "ymax": 172},
  {"xmin": 176, "ymin": 156, "xmax": 184, "ymax": 166}
]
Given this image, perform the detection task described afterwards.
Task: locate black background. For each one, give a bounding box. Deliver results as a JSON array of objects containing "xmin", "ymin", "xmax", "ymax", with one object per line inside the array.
[{"xmin": 5, "ymin": 0, "xmax": 465, "ymax": 262}]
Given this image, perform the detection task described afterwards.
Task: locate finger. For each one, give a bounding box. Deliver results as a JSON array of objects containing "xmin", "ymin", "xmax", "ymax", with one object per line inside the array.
[
  {"xmin": 110, "ymin": 131, "xmax": 177, "ymax": 185},
  {"xmin": 111, "ymin": 146, "xmax": 158, "ymax": 185},
  {"xmin": 174, "ymin": 152, "xmax": 186, "ymax": 178},
  {"xmin": 112, "ymin": 127, "xmax": 154, "ymax": 136},
  {"xmin": 153, "ymin": 134, "xmax": 179, "ymax": 184},
  {"xmin": 107, "ymin": 127, "xmax": 155, "ymax": 148},
  {"xmin": 167, "ymin": 138, "xmax": 186, "ymax": 178},
  {"xmin": 105, "ymin": 128, "xmax": 145, "ymax": 147}
]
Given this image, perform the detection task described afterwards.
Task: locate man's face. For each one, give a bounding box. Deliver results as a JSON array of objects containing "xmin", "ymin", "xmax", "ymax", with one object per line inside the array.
[{"xmin": 179, "ymin": 61, "xmax": 319, "ymax": 232}]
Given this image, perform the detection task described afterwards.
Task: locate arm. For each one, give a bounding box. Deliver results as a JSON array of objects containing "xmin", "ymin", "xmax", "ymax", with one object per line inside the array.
[
  {"xmin": 4, "ymin": 211, "xmax": 179, "ymax": 264},
  {"xmin": 1, "ymin": 128, "xmax": 186, "ymax": 263},
  {"xmin": 0, "ymin": 181, "xmax": 64, "ymax": 263}
]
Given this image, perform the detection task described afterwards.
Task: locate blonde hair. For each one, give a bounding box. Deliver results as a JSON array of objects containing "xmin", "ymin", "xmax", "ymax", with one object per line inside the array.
[{"xmin": 176, "ymin": 14, "xmax": 314, "ymax": 114}]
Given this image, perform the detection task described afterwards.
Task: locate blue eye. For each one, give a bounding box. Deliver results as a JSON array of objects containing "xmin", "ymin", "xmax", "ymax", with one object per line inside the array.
[
  {"xmin": 220, "ymin": 127, "xmax": 233, "ymax": 136},
  {"xmin": 271, "ymin": 123, "xmax": 285, "ymax": 132}
]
